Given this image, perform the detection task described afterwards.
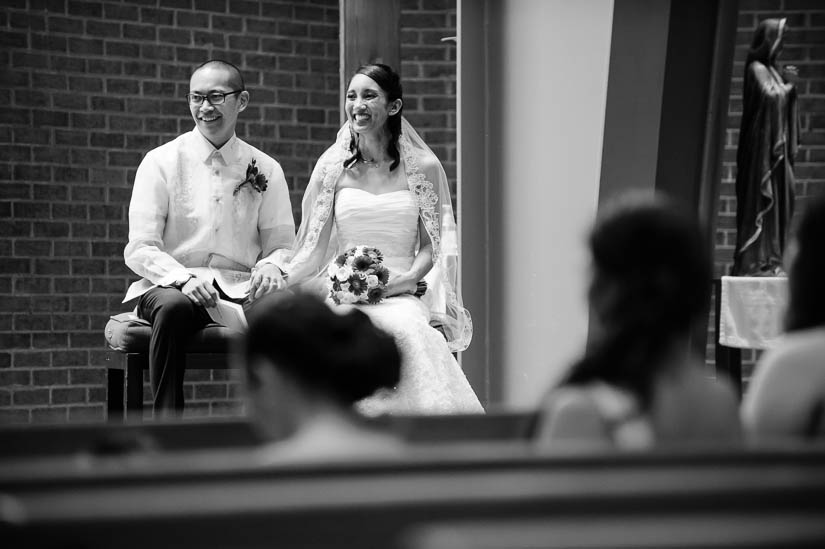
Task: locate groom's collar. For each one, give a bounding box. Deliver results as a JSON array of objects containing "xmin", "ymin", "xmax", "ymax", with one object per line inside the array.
[{"xmin": 190, "ymin": 127, "xmax": 240, "ymax": 165}]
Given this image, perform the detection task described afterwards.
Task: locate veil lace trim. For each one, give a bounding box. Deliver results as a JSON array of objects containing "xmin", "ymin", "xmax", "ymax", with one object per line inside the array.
[
  {"xmin": 400, "ymin": 134, "xmax": 442, "ymax": 260},
  {"xmin": 287, "ymin": 144, "xmax": 345, "ymax": 270}
]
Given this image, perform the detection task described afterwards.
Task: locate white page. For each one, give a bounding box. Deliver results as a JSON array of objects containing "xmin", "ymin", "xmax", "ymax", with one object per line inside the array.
[{"xmin": 206, "ymin": 298, "xmax": 247, "ymax": 332}]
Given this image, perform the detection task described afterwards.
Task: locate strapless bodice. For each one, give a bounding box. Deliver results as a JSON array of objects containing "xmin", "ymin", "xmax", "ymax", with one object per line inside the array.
[{"xmin": 335, "ymin": 188, "xmax": 418, "ymax": 274}]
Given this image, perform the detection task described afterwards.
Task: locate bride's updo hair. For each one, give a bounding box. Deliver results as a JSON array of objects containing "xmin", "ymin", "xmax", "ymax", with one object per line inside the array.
[
  {"xmin": 344, "ymin": 63, "xmax": 403, "ymax": 172},
  {"xmin": 244, "ymin": 292, "xmax": 401, "ymax": 405},
  {"xmin": 563, "ymin": 195, "xmax": 711, "ymax": 410}
]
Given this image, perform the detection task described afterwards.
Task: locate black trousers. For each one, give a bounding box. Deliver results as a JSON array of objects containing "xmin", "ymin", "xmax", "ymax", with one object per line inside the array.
[{"xmin": 137, "ymin": 287, "xmax": 212, "ymax": 417}]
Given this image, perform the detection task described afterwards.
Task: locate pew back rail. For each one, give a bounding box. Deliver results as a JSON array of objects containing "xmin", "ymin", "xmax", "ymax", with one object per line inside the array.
[{"xmin": 2, "ymin": 445, "xmax": 824, "ymax": 549}]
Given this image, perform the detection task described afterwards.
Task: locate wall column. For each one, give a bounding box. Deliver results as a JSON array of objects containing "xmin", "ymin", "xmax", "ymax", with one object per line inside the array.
[
  {"xmin": 340, "ymin": 0, "xmax": 401, "ymax": 110},
  {"xmin": 459, "ymin": 0, "xmax": 614, "ymax": 409}
]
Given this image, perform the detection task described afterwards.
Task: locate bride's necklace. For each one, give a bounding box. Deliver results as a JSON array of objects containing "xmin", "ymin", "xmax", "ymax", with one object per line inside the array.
[{"xmin": 359, "ymin": 156, "xmax": 386, "ymax": 168}]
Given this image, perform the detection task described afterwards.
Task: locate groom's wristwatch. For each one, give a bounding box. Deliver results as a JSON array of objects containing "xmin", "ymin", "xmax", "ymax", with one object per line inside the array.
[{"xmin": 172, "ymin": 273, "xmax": 196, "ymax": 289}]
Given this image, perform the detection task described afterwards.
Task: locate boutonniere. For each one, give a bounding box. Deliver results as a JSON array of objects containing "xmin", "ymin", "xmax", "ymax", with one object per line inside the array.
[{"xmin": 233, "ymin": 159, "xmax": 268, "ymax": 195}]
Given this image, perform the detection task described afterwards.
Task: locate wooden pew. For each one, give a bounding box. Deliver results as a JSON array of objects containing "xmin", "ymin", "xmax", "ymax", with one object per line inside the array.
[
  {"xmin": 0, "ymin": 411, "xmax": 536, "ymax": 459},
  {"xmin": 406, "ymin": 513, "xmax": 825, "ymax": 548},
  {"xmin": 376, "ymin": 410, "xmax": 537, "ymax": 443},
  {"xmin": 2, "ymin": 444, "xmax": 823, "ymax": 549},
  {"xmin": 0, "ymin": 418, "xmax": 262, "ymax": 459}
]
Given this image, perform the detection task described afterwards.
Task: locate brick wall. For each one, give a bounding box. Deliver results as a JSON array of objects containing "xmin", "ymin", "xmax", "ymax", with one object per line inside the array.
[
  {"xmin": 0, "ymin": 0, "xmax": 340, "ymax": 423},
  {"xmin": 708, "ymin": 0, "xmax": 825, "ymax": 384},
  {"xmin": 400, "ymin": 0, "xmax": 457, "ymax": 194},
  {"xmin": 0, "ymin": 0, "xmax": 458, "ymax": 424}
]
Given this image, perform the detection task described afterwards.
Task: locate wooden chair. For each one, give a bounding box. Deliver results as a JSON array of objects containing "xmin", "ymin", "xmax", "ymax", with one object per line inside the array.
[
  {"xmin": 103, "ymin": 311, "xmax": 461, "ymax": 423},
  {"xmin": 104, "ymin": 313, "xmax": 241, "ymax": 422}
]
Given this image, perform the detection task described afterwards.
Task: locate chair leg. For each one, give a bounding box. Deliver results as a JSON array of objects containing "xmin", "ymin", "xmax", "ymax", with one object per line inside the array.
[
  {"xmin": 126, "ymin": 354, "xmax": 146, "ymax": 421},
  {"xmin": 107, "ymin": 367, "xmax": 125, "ymax": 423}
]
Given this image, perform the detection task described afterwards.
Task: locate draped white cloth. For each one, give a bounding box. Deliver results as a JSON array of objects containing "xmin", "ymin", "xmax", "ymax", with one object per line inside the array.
[
  {"xmin": 283, "ymin": 118, "xmax": 472, "ymax": 352},
  {"xmin": 719, "ymin": 276, "xmax": 788, "ymax": 349}
]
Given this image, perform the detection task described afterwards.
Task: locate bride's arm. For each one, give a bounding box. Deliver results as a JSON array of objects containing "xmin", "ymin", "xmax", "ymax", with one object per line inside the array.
[
  {"xmin": 387, "ymin": 218, "xmax": 433, "ymax": 297},
  {"xmin": 284, "ymin": 212, "xmax": 334, "ymax": 285}
]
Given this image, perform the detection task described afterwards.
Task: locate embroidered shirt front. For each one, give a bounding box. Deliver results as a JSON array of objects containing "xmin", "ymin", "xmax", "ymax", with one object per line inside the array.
[{"xmin": 124, "ymin": 128, "xmax": 294, "ymax": 301}]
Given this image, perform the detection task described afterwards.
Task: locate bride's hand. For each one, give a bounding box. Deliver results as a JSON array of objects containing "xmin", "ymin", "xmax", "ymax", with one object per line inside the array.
[{"xmin": 385, "ymin": 273, "xmax": 418, "ymax": 297}]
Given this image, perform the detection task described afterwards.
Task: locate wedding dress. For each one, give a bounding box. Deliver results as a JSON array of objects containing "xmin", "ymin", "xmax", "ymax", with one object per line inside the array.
[
  {"xmin": 335, "ymin": 188, "xmax": 483, "ymax": 414},
  {"xmin": 283, "ymin": 118, "xmax": 481, "ymax": 414}
]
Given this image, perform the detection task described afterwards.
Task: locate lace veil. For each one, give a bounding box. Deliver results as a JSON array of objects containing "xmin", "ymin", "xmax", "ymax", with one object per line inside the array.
[{"xmin": 283, "ymin": 117, "xmax": 472, "ymax": 352}]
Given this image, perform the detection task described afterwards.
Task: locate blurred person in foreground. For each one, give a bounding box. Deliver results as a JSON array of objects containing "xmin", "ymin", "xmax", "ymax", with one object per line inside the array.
[
  {"xmin": 742, "ymin": 191, "xmax": 825, "ymax": 441},
  {"xmin": 242, "ymin": 292, "xmax": 404, "ymax": 460},
  {"xmin": 536, "ymin": 196, "xmax": 741, "ymax": 450}
]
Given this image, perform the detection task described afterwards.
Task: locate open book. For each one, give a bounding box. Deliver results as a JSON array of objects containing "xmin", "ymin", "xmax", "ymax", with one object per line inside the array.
[{"xmin": 206, "ymin": 298, "xmax": 248, "ymax": 333}]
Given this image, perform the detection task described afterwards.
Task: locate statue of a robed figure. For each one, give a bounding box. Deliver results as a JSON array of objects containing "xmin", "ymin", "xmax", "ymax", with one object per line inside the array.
[{"xmin": 732, "ymin": 18, "xmax": 800, "ymax": 277}]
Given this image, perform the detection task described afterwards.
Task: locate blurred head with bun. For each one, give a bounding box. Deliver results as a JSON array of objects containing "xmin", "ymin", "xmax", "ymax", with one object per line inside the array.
[{"xmin": 242, "ymin": 292, "xmax": 402, "ymax": 457}]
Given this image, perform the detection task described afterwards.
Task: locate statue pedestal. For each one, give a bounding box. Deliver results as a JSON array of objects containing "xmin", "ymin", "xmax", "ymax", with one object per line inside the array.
[{"xmin": 714, "ymin": 276, "xmax": 788, "ymax": 398}]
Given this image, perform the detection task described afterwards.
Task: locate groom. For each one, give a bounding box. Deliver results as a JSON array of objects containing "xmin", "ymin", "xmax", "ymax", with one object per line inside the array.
[{"xmin": 123, "ymin": 59, "xmax": 294, "ymax": 417}]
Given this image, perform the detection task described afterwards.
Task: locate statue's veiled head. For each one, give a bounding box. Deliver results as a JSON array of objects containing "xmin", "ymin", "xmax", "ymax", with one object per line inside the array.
[{"xmin": 748, "ymin": 18, "xmax": 788, "ymax": 66}]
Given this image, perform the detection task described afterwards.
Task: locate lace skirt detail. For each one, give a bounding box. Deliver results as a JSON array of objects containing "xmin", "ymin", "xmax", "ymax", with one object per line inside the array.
[{"xmin": 348, "ymin": 295, "xmax": 484, "ymax": 415}]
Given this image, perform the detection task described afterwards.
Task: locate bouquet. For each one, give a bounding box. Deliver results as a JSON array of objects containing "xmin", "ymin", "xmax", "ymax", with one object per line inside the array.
[{"xmin": 328, "ymin": 246, "xmax": 390, "ymax": 305}]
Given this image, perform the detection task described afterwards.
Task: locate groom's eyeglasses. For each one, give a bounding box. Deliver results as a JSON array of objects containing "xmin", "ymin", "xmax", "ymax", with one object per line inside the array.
[{"xmin": 186, "ymin": 90, "xmax": 244, "ymax": 106}]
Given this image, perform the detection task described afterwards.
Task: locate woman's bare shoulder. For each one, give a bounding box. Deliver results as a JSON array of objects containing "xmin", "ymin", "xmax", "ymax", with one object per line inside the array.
[
  {"xmin": 541, "ymin": 386, "xmax": 595, "ymax": 411},
  {"xmin": 763, "ymin": 329, "xmax": 825, "ymax": 368},
  {"xmin": 688, "ymin": 369, "xmax": 740, "ymax": 432},
  {"xmin": 679, "ymin": 367, "xmax": 738, "ymax": 409},
  {"xmin": 748, "ymin": 328, "xmax": 825, "ymax": 404},
  {"xmin": 536, "ymin": 386, "xmax": 607, "ymax": 444}
]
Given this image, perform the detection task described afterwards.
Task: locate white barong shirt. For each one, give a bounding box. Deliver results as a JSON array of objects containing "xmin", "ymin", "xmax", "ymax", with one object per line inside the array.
[{"xmin": 124, "ymin": 127, "xmax": 295, "ymax": 302}]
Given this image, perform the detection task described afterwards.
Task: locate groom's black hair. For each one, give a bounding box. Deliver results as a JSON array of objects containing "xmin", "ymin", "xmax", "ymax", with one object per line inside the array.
[
  {"xmin": 344, "ymin": 63, "xmax": 403, "ymax": 172},
  {"xmin": 192, "ymin": 59, "xmax": 246, "ymax": 91}
]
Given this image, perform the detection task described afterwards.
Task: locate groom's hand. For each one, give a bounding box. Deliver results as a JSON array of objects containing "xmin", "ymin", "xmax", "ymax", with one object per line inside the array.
[
  {"xmin": 182, "ymin": 276, "xmax": 218, "ymax": 308},
  {"xmin": 249, "ymin": 263, "xmax": 286, "ymax": 301}
]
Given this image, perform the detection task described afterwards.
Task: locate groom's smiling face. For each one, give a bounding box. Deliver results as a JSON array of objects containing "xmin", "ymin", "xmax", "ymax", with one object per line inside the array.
[{"xmin": 188, "ymin": 65, "xmax": 248, "ymax": 149}]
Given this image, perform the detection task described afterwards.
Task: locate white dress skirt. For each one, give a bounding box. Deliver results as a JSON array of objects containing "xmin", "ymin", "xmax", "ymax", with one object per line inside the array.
[{"xmin": 332, "ymin": 188, "xmax": 483, "ymax": 415}]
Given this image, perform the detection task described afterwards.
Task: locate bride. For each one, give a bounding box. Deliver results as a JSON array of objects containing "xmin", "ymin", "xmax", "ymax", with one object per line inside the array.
[{"xmin": 281, "ymin": 63, "xmax": 483, "ymax": 415}]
